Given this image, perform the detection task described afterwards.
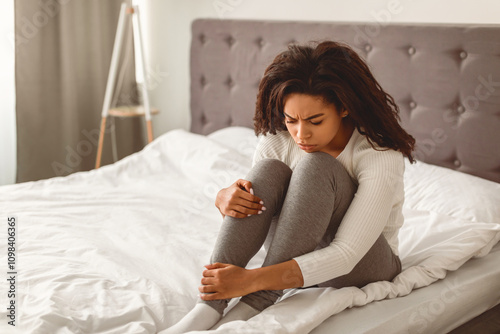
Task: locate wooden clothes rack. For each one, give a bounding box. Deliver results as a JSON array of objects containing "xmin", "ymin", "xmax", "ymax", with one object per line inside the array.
[{"xmin": 95, "ymin": 3, "xmax": 157, "ymax": 169}]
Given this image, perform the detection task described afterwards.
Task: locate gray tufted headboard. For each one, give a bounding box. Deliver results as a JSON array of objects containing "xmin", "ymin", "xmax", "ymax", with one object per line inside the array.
[{"xmin": 190, "ymin": 19, "xmax": 500, "ymax": 183}]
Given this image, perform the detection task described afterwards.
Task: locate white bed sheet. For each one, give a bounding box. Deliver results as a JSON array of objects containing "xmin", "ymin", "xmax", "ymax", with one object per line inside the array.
[
  {"xmin": 0, "ymin": 127, "xmax": 499, "ymax": 334},
  {"xmin": 311, "ymin": 243, "xmax": 500, "ymax": 334}
]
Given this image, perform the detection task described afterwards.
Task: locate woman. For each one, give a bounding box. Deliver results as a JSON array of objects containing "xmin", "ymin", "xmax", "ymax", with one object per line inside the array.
[{"xmin": 163, "ymin": 40, "xmax": 415, "ymax": 333}]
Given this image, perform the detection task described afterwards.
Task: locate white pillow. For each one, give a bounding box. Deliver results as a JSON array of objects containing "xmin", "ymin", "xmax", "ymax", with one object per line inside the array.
[
  {"xmin": 207, "ymin": 126, "xmax": 259, "ymax": 158},
  {"xmin": 403, "ymin": 159, "xmax": 500, "ymax": 225}
]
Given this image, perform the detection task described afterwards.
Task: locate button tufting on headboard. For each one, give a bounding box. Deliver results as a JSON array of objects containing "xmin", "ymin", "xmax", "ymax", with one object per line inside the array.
[
  {"xmin": 226, "ymin": 35, "xmax": 235, "ymax": 47},
  {"xmin": 225, "ymin": 76, "xmax": 235, "ymax": 89},
  {"xmin": 199, "ymin": 34, "xmax": 206, "ymax": 44},
  {"xmin": 190, "ymin": 19, "xmax": 500, "ymax": 182},
  {"xmin": 200, "ymin": 111, "xmax": 206, "ymax": 126}
]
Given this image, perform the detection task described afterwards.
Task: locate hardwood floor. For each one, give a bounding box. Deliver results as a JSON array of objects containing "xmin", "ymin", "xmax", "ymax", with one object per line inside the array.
[{"xmin": 448, "ymin": 303, "xmax": 500, "ymax": 334}]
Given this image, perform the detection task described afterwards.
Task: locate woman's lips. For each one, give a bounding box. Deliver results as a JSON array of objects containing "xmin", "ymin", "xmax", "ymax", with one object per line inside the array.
[{"xmin": 298, "ymin": 143, "xmax": 316, "ymax": 151}]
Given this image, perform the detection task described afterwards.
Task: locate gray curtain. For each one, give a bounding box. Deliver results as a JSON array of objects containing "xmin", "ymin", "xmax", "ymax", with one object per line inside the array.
[{"xmin": 15, "ymin": 0, "xmax": 145, "ymax": 182}]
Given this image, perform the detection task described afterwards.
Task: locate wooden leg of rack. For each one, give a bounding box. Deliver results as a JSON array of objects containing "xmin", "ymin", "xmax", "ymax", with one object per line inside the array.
[
  {"xmin": 95, "ymin": 117, "xmax": 107, "ymax": 169},
  {"xmin": 146, "ymin": 119, "xmax": 154, "ymax": 143}
]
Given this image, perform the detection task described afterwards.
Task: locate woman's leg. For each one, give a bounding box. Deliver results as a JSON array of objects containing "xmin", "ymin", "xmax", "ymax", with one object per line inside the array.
[
  {"xmin": 162, "ymin": 158, "xmax": 293, "ymax": 333},
  {"xmin": 318, "ymin": 234, "xmax": 401, "ymax": 289},
  {"xmin": 241, "ymin": 152, "xmax": 357, "ymax": 310},
  {"xmin": 200, "ymin": 158, "xmax": 293, "ymax": 314}
]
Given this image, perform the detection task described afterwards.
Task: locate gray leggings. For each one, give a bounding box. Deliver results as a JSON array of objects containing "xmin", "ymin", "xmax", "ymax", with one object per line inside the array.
[{"xmin": 201, "ymin": 152, "xmax": 401, "ymax": 314}]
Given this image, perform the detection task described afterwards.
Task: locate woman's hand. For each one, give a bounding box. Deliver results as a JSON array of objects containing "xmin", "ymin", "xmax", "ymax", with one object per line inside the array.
[
  {"xmin": 215, "ymin": 179, "xmax": 265, "ymax": 218},
  {"xmin": 198, "ymin": 260, "xmax": 304, "ymax": 301},
  {"xmin": 198, "ymin": 263, "xmax": 257, "ymax": 300}
]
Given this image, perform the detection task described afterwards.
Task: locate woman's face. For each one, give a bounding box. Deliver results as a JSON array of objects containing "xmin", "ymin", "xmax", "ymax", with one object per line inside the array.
[{"xmin": 283, "ymin": 93, "xmax": 352, "ymax": 156}]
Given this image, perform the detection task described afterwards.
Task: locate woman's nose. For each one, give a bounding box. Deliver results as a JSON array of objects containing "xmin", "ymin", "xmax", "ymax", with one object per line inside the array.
[{"xmin": 297, "ymin": 124, "xmax": 311, "ymax": 140}]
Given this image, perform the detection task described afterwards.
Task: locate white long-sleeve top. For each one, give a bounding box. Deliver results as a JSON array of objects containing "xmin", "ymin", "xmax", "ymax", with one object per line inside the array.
[{"xmin": 252, "ymin": 128, "xmax": 405, "ymax": 287}]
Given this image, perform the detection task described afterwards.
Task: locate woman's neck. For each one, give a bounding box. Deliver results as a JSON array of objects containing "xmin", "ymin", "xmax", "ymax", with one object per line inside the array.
[{"xmin": 325, "ymin": 120, "xmax": 355, "ymax": 158}]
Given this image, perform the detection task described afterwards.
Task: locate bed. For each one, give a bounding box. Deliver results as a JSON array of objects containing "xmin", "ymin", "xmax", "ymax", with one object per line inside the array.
[{"xmin": 1, "ymin": 19, "xmax": 499, "ymax": 334}]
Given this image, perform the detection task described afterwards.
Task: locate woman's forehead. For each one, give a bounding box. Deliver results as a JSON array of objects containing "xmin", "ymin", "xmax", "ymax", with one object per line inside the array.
[{"xmin": 284, "ymin": 93, "xmax": 338, "ymax": 116}]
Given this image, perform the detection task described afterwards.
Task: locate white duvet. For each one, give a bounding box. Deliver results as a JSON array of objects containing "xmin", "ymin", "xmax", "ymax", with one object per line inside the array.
[{"xmin": 0, "ymin": 127, "xmax": 499, "ymax": 334}]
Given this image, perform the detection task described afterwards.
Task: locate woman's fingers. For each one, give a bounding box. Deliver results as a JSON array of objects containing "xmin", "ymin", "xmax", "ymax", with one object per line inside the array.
[
  {"xmin": 238, "ymin": 189, "xmax": 264, "ymax": 206},
  {"xmin": 235, "ymin": 204, "xmax": 264, "ymax": 215},
  {"xmin": 202, "ymin": 268, "xmax": 215, "ymax": 277},
  {"xmin": 236, "ymin": 179, "xmax": 253, "ymax": 194},
  {"xmin": 235, "ymin": 180, "xmax": 264, "ymax": 205},
  {"xmin": 227, "ymin": 207, "xmax": 260, "ymax": 218},
  {"xmin": 204, "ymin": 262, "xmax": 229, "ymax": 271},
  {"xmin": 198, "ymin": 285, "xmax": 216, "ymax": 293},
  {"xmin": 199, "ymin": 292, "xmax": 222, "ymax": 301},
  {"xmin": 200, "ymin": 277, "xmax": 212, "ymax": 285},
  {"xmin": 227, "ymin": 210, "xmax": 248, "ymax": 219},
  {"xmin": 235, "ymin": 198, "xmax": 263, "ymax": 212},
  {"xmin": 224, "ymin": 202, "xmax": 265, "ymax": 218}
]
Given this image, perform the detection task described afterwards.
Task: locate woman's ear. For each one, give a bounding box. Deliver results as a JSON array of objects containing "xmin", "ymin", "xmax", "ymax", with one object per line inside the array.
[{"xmin": 341, "ymin": 110, "xmax": 349, "ymax": 118}]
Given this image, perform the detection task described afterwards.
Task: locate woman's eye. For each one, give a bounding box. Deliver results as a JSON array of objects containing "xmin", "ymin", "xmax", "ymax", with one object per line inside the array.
[
  {"xmin": 311, "ymin": 121, "xmax": 323, "ymax": 125},
  {"xmin": 285, "ymin": 120, "xmax": 295, "ymax": 124}
]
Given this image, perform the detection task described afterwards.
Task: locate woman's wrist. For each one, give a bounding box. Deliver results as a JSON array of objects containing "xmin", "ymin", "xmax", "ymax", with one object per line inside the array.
[
  {"xmin": 247, "ymin": 267, "xmax": 264, "ymax": 294},
  {"xmin": 250, "ymin": 260, "xmax": 304, "ymax": 292},
  {"xmin": 215, "ymin": 189, "xmax": 222, "ymax": 209},
  {"xmin": 215, "ymin": 189, "xmax": 225, "ymax": 217}
]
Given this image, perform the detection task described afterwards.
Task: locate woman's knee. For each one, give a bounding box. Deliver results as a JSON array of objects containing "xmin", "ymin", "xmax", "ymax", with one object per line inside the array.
[
  {"xmin": 293, "ymin": 152, "xmax": 352, "ymax": 189},
  {"xmin": 296, "ymin": 152, "xmax": 337, "ymax": 169},
  {"xmin": 294, "ymin": 152, "xmax": 345, "ymax": 176},
  {"xmin": 248, "ymin": 159, "xmax": 292, "ymax": 185},
  {"xmin": 254, "ymin": 158, "xmax": 291, "ymax": 171}
]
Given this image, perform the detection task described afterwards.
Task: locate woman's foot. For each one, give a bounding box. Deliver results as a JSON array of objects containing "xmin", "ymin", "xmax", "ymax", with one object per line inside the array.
[
  {"xmin": 210, "ymin": 301, "xmax": 260, "ymax": 330},
  {"xmin": 159, "ymin": 303, "xmax": 222, "ymax": 333}
]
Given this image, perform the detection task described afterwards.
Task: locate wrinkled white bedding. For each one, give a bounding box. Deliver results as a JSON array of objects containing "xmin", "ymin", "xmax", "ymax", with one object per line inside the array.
[{"xmin": 0, "ymin": 127, "xmax": 499, "ymax": 334}]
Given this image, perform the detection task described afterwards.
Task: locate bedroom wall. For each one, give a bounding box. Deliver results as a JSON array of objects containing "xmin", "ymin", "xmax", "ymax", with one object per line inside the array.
[
  {"xmin": 136, "ymin": 0, "xmax": 500, "ymax": 137},
  {"xmin": 0, "ymin": 0, "xmax": 16, "ymax": 186}
]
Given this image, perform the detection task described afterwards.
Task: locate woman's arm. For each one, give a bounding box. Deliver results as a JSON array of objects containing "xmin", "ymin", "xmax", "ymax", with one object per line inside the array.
[
  {"xmin": 293, "ymin": 150, "xmax": 405, "ymax": 287},
  {"xmin": 199, "ymin": 260, "xmax": 303, "ymax": 301}
]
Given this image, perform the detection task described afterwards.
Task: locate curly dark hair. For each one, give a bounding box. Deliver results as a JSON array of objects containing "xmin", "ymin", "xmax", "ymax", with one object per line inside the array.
[{"xmin": 254, "ymin": 40, "xmax": 416, "ymax": 162}]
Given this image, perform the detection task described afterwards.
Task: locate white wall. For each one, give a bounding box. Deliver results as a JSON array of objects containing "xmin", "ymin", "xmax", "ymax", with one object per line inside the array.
[
  {"xmin": 0, "ymin": 0, "xmax": 16, "ymax": 185},
  {"xmin": 141, "ymin": 0, "xmax": 500, "ymax": 137}
]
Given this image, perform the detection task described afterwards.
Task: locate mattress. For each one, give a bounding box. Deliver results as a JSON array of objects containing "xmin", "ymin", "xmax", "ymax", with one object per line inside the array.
[{"xmin": 0, "ymin": 127, "xmax": 499, "ymax": 334}]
